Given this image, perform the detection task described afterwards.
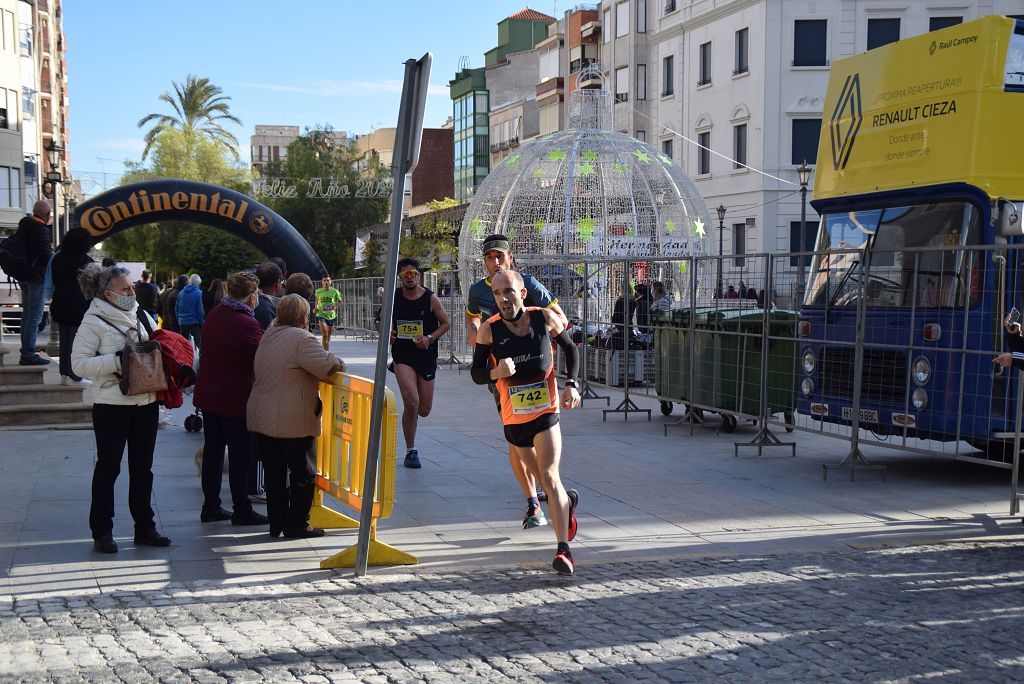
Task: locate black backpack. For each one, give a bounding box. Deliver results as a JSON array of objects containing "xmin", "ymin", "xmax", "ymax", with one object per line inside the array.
[{"xmin": 0, "ymin": 228, "xmax": 32, "ymax": 282}]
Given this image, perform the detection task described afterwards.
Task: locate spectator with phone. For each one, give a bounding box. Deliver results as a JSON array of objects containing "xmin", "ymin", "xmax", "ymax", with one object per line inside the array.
[{"xmin": 993, "ymin": 307, "xmax": 1024, "ymax": 369}]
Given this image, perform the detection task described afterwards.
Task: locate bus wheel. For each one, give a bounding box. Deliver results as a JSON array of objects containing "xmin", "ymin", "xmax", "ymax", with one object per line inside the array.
[
  {"xmin": 721, "ymin": 414, "xmax": 737, "ymax": 433},
  {"xmin": 660, "ymin": 401, "xmax": 673, "ymax": 416}
]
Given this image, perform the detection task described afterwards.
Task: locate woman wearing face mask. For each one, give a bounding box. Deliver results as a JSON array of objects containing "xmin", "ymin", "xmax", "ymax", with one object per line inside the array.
[
  {"xmin": 71, "ymin": 263, "xmax": 169, "ymax": 554},
  {"xmin": 192, "ymin": 271, "xmax": 268, "ymax": 527}
]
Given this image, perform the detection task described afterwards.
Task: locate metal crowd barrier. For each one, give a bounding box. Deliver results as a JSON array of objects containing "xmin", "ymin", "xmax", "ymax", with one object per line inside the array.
[
  {"xmin": 330, "ymin": 246, "xmax": 1024, "ymax": 512},
  {"xmin": 312, "ymin": 371, "xmax": 416, "ymax": 568}
]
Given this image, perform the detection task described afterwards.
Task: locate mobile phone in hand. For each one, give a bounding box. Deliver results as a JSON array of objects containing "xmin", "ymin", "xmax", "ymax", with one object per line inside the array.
[{"xmin": 1010, "ymin": 307, "xmax": 1021, "ymax": 327}]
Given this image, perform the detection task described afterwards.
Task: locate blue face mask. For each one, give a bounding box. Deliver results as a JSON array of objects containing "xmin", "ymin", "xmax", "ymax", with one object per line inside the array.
[{"xmin": 107, "ymin": 292, "xmax": 136, "ymax": 311}]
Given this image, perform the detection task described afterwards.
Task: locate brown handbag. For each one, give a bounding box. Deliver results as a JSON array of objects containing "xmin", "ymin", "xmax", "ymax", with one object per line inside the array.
[{"xmin": 99, "ymin": 317, "xmax": 168, "ymax": 396}]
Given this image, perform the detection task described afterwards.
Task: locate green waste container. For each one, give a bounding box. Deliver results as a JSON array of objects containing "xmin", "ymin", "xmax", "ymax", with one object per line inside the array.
[
  {"xmin": 711, "ymin": 309, "xmax": 798, "ymax": 418},
  {"xmin": 654, "ymin": 308, "xmax": 798, "ymax": 425}
]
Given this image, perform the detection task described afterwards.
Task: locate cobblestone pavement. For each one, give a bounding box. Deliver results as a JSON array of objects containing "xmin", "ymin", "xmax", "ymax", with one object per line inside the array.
[{"xmin": 3, "ymin": 539, "xmax": 1024, "ymax": 683}]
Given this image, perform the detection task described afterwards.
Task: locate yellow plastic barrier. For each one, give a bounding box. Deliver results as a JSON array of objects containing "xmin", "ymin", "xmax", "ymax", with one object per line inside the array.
[{"xmin": 311, "ymin": 372, "xmax": 417, "ymax": 568}]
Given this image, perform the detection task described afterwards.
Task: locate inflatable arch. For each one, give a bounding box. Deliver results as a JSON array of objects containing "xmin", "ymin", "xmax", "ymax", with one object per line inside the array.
[{"xmin": 71, "ymin": 179, "xmax": 328, "ymax": 278}]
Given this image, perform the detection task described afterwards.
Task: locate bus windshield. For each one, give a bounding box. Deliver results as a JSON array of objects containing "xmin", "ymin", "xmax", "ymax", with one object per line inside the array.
[{"xmin": 803, "ymin": 201, "xmax": 980, "ymax": 308}]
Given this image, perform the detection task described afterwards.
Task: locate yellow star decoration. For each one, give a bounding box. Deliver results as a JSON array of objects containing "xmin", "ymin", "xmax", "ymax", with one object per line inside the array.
[
  {"xmin": 577, "ymin": 215, "xmax": 597, "ymax": 240},
  {"xmin": 665, "ymin": 219, "xmax": 677, "ymax": 235},
  {"xmin": 578, "ymin": 163, "xmax": 595, "ymax": 176},
  {"xmin": 471, "ymin": 217, "xmax": 485, "ymax": 236},
  {"xmin": 691, "ymin": 217, "xmax": 706, "ymax": 237},
  {"xmin": 633, "ymin": 149, "xmax": 652, "ymax": 163},
  {"xmin": 581, "ymin": 150, "xmax": 598, "ymax": 162},
  {"xmin": 547, "ymin": 149, "xmax": 567, "ymax": 161}
]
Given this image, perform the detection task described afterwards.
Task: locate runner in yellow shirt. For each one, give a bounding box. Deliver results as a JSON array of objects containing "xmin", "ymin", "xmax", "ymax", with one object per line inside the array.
[{"xmin": 314, "ymin": 276, "xmax": 343, "ymax": 351}]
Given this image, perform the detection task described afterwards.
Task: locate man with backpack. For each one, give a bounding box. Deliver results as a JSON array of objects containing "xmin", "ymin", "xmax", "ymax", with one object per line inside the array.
[{"xmin": 0, "ymin": 200, "xmax": 54, "ymax": 365}]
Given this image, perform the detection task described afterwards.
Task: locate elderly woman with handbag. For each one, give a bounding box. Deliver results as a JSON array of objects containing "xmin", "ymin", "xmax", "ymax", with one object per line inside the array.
[
  {"xmin": 71, "ymin": 263, "xmax": 170, "ymax": 554},
  {"xmin": 247, "ymin": 294, "xmax": 346, "ymax": 538}
]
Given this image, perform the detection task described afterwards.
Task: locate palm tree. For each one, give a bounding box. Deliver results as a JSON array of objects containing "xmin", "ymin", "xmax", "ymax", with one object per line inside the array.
[{"xmin": 137, "ymin": 74, "xmax": 242, "ymax": 160}]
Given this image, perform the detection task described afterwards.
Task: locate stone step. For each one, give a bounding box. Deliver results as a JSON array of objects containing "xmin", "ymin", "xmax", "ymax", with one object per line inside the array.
[
  {"xmin": 0, "ymin": 422, "xmax": 93, "ymax": 431},
  {"xmin": 0, "ymin": 384, "xmax": 86, "ymax": 406},
  {"xmin": 0, "ymin": 401, "xmax": 93, "ymax": 427},
  {"xmin": 0, "ymin": 365, "xmax": 49, "ymax": 386}
]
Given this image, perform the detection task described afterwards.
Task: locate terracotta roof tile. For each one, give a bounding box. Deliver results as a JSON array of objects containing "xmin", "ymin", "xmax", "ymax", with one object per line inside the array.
[{"xmin": 508, "ymin": 8, "xmax": 555, "ymax": 21}]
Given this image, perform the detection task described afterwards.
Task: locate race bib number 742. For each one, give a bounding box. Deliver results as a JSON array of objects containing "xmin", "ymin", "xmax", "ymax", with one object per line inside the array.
[{"xmin": 509, "ymin": 381, "xmax": 551, "ymax": 414}]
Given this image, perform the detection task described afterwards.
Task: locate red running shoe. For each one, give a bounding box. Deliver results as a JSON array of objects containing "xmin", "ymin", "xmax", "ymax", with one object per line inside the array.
[
  {"xmin": 566, "ymin": 489, "xmax": 579, "ymax": 542},
  {"xmin": 552, "ymin": 548, "xmax": 574, "ymax": 575}
]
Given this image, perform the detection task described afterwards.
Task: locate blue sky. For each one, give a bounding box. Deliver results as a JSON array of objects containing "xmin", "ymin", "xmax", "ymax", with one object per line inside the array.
[{"xmin": 65, "ymin": 1, "xmax": 557, "ymax": 195}]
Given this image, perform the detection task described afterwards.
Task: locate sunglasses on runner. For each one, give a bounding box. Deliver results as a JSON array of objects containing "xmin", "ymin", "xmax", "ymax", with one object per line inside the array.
[{"xmin": 400, "ymin": 269, "xmax": 418, "ymax": 278}]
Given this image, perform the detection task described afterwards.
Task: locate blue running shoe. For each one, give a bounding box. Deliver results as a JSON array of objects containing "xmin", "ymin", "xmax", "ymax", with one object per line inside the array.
[
  {"xmin": 404, "ymin": 449, "xmax": 421, "ymax": 469},
  {"xmin": 523, "ymin": 503, "xmax": 548, "ymax": 529}
]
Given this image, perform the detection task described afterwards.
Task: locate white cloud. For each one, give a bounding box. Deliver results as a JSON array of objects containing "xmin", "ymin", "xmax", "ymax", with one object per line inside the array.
[{"xmin": 239, "ymin": 80, "xmax": 448, "ymax": 98}]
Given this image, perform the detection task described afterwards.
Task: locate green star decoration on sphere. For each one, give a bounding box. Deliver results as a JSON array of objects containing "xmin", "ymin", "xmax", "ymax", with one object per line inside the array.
[
  {"xmin": 581, "ymin": 150, "xmax": 598, "ymax": 162},
  {"xmin": 577, "ymin": 215, "xmax": 597, "ymax": 240},
  {"xmin": 626, "ymin": 227, "xmax": 637, "ymax": 237},
  {"xmin": 657, "ymin": 153, "xmax": 673, "ymax": 166},
  {"xmin": 506, "ymin": 227, "xmax": 518, "ymax": 240},
  {"xmin": 578, "ymin": 163, "xmax": 595, "ymax": 176},
  {"xmin": 678, "ymin": 262, "xmax": 688, "ymax": 275},
  {"xmin": 534, "ymin": 219, "xmax": 546, "ymax": 233},
  {"xmin": 633, "ymin": 149, "xmax": 652, "ymax": 163},
  {"xmin": 547, "ymin": 149, "xmax": 567, "ymax": 162},
  {"xmin": 505, "ymin": 153, "xmax": 521, "ymax": 167},
  {"xmin": 471, "ymin": 217, "xmax": 485, "ymax": 236},
  {"xmin": 692, "ymin": 217, "xmax": 706, "ymax": 237},
  {"xmin": 533, "ymin": 168, "xmax": 545, "ymax": 180},
  {"xmin": 613, "ymin": 163, "xmax": 626, "ymax": 174},
  {"xmin": 665, "ymin": 219, "xmax": 677, "ymax": 235}
]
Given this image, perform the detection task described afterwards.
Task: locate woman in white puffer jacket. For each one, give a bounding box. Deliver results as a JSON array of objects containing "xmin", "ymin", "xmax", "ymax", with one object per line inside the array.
[{"xmin": 71, "ymin": 263, "xmax": 170, "ymax": 554}]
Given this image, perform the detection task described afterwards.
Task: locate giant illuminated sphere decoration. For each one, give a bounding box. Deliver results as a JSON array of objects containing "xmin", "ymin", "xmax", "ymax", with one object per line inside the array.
[{"xmin": 458, "ymin": 67, "xmax": 714, "ymax": 305}]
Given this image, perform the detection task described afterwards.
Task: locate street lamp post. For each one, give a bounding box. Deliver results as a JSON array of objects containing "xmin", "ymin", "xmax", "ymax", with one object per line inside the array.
[
  {"xmin": 716, "ymin": 204, "xmax": 726, "ymax": 299},
  {"xmin": 797, "ymin": 159, "xmax": 812, "ymax": 300},
  {"xmin": 44, "ymin": 141, "xmax": 64, "ymax": 244}
]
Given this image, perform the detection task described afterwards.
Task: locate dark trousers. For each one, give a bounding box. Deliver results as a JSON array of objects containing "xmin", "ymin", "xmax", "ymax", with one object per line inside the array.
[
  {"xmin": 200, "ymin": 412, "xmax": 254, "ymax": 516},
  {"xmin": 58, "ymin": 323, "xmax": 82, "ymax": 380},
  {"xmin": 181, "ymin": 323, "xmax": 202, "ymax": 347},
  {"xmin": 89, "ymin": 402, "xmax": 159, "ymax": 539},
  {"xmin": 253, "ymin": 433, "xmax": 315, "ymax": 533}
]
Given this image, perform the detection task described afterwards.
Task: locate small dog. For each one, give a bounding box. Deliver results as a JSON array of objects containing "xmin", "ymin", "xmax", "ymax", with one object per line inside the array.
[{"xmin": 194, "ymin": 446, "xmax": 203, "ymax": 477}]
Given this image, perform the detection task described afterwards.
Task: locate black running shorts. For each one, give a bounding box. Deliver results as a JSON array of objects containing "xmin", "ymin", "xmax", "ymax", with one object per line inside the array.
[
  {"xmin": 392, "ymin": 352, "xmax": 437, "ymax": 381},
  {"xmin": 503, "ymin": 412, "xmax": 560, "ymax": 448}
]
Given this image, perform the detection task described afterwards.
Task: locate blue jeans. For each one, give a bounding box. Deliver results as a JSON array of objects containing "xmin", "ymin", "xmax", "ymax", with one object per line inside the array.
[{"xmin": 18, "ymin": 279, "xmax": 45, "ymax": 361}]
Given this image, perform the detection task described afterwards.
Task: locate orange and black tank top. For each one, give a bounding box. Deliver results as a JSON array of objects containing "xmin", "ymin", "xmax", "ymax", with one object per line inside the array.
[{"xmin": 487, "ymin": 307, "xmax": 557, "ymax": 425}]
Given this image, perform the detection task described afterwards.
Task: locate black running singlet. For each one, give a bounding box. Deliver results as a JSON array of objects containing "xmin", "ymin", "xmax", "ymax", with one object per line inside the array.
[{"xmin": 391, "ymin": 287, "xmax": 439, "ymax": 359}]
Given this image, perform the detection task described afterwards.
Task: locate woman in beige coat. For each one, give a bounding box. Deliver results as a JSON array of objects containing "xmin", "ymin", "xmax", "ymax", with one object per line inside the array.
[{"xmin": 247, "ymin": 294, "xmax": 345, "ymax": 538}]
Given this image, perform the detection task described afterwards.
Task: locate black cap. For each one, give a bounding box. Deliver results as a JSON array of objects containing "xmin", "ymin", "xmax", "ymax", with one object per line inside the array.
[{"xmin": 481, "ymin": 235, "xmax": 511, "ymax": 255}]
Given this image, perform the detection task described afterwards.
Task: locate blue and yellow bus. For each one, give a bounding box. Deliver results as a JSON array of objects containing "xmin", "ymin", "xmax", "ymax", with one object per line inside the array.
[{"xmin": 797, "ymin": 15, "xmax": 1024, "ymax": 461}]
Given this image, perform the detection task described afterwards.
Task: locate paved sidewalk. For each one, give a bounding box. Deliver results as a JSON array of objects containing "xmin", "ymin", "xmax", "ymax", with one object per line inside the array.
[{"xmin": 2, "ymin": 336, "xmax": 1024, "ymax": 680}]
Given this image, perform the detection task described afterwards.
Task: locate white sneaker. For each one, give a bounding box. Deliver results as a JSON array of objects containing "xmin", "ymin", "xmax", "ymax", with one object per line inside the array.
[{"xmin": 61, "ymin": 376, "xmax": 92, "ymax": 386}]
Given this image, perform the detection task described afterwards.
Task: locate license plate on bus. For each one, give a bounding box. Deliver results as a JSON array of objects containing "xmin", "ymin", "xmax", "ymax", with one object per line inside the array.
[{"xmin": 842, "ymin": 407, "xmax": 879, "ymax": 423}]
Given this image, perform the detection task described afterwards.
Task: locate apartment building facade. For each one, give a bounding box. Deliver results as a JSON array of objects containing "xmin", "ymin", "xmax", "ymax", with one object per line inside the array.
[{"xmin": 0, "ymin": 0, "xmax": 70, "ymax": 239}]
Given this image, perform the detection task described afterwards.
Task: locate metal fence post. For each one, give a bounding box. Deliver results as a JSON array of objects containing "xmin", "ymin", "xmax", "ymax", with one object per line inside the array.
[
  {"xmin": 823, "ymin": 254, "xmax": 886, "ymax": 479},
  {"xmin": 735, "ymin": 255, "xmax": 795, "ymax": 456},
  {"xmin": 578, "ymin": 260, "xmax": 609, "ymax": 404},
  {"xmin": 604, "ymin": 258, "xmax": 651, "ymax": 421}
]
